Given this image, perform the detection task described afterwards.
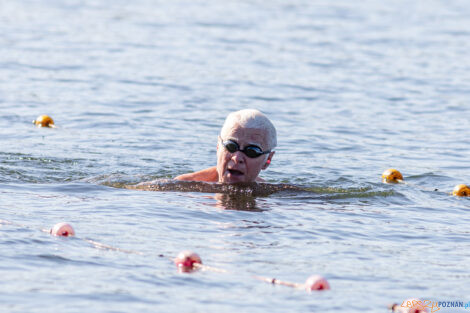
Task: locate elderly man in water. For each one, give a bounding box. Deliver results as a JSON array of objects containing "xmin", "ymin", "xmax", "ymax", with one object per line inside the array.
[{"xmin": 175, "ymin": 109, "xmax": 276, "ymax": 183}]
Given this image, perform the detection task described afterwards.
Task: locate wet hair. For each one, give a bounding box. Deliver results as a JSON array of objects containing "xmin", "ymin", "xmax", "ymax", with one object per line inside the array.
[{"xmin": 220, "ymin": 109, "xmax": 277, "ymax": 150}]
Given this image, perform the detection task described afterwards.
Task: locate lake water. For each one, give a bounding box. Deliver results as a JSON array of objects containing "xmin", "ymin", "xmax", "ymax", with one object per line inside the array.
[{"xmin": 1, "ymin": 0, "xmax": 470, "ymax": 312}]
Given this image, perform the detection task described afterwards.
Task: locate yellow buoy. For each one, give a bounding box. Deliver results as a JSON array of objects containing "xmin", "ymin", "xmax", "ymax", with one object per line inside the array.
[
  {"xmin": 33, "ymin": 115, "xmax": 55, "ymax": 128},
  {"xmin": 452, "ymin": 184, "xmax": 470, "ymax": 197},
  {"xmin": 382, "ymin": 168, "xmax": 403, "ymax": 183}
]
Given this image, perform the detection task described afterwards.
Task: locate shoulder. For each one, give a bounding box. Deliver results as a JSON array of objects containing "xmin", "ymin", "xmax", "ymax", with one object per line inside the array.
[{"xmin": 175, "ymin": 167, "xmax": 218, "ymax": 182}]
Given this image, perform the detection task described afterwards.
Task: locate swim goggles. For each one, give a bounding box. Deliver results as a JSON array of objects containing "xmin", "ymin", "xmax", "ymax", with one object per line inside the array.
[{"xmin": 219, "ymin": 136, "xmax": 271, "ymax": 158}]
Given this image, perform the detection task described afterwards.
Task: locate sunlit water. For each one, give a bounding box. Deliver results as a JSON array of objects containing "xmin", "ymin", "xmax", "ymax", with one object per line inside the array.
[{"xmin": 1, "ymin": 0, "xmax": 470, "ymax": 312}]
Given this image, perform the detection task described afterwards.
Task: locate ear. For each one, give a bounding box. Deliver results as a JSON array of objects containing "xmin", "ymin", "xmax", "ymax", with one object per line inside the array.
[{"xmin": 261, "ymin": 151, "xmax": 275, "ymax": 170}]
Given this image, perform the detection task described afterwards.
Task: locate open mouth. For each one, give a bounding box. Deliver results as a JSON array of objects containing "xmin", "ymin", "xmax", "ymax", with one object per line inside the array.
[{"xmin": 227, "ymin": 169, "xmax": 244, "ymax": 176}]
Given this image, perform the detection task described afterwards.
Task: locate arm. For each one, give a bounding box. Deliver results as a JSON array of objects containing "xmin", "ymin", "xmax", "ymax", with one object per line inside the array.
[{"xmin": 175, "ymin": 167, "xmax": 219, "ymax": 182}]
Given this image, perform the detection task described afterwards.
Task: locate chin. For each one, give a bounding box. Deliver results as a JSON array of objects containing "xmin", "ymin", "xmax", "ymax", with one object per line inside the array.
[
  {"xmin": 224, "ymin": 176, "xmax": 245, "ymax": 184},
  {"xmin": 222, "ymin": 173, "xmax": 248, "ymax": 184}
]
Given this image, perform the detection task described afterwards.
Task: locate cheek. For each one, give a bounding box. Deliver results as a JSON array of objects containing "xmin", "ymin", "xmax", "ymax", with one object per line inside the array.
[
  {"xmin": 217, "ymin": 149, "xmax": 228, "ymax": 162},
  {"xmin": 216, "ymin": 150, "xmax": 229, "ymax": 171},
  {"xmin": 246, "ymin": 158, "xmax": 264, "ymax": 175}
]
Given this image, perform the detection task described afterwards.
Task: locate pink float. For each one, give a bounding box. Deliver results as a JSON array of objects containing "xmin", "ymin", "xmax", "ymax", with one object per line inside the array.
[
  {"xmin": 304, "ymin": 275, "xmax": 330, "ymax": 291},
  {"xmin": 50, "ymin": 222, "xmax": 75, "ymax": 237},
  {"xmin": 174, "ymin": 251, "xmax": 202, "ymax": 273}
]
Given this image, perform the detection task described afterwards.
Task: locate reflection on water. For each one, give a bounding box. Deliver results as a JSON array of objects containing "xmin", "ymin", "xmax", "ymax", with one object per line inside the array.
[
  {"xmin": 212, "ymin": 193, "xmax": 264, "ymax": 211},
  {"xmin": 118, "ymin": 179, "xmax": 398, "ymax": 210},
  {"xmin": 126, "ymin": 179, "xmax": 288, "ymax": 211}
]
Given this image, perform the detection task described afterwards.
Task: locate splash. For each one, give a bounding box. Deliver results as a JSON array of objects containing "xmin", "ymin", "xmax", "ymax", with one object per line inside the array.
[
  {"xmin": 122, "ymin": 179, "xmax": 395, "ymax": 200},
  {"xmin": 125, "ymin": 179, "xmax": 301, "ymax": 197}
]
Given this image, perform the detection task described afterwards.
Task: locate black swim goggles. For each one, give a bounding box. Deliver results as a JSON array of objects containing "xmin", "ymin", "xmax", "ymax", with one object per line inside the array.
[{"xmin": 219, "ymin": 136, "xmax": 271, "ymax": 158}]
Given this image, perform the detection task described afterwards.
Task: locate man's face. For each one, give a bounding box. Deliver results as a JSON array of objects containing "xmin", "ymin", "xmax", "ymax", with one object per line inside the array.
[{"xmin": 216, "ymin": 124, "xmax": 273, "ymax": 183}]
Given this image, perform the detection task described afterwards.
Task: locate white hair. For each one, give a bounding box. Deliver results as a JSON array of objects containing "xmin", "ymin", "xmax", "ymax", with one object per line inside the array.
[{"xmin": 220, "ymin": 109, "xmax": 277, "ymax": 150}]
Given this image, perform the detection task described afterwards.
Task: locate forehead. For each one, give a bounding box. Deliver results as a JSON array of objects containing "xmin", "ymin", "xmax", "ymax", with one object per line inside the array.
[{"xmin": 222, "ymin": 124, "xmax": 268, "ymax": 147}]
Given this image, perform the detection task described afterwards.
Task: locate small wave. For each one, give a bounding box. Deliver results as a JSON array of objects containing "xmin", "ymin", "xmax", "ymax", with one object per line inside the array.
[
  {"xmin": 0, "ymin": 152, "xmax": 89, "ymax": 183},
  {"xmin": 37, "ymin": 254, "xmax": 71, "ymax": 263},
  {"xmin": 314, "ymin": 189, "xmax": 396, "ymax": 200},
  {"xmin": 303, "ymin": 186, "xmax": 372, "ymax": 194},
  {"xmin": 36, "ymin": 254, "xmax": 104, "ymax": 266}
]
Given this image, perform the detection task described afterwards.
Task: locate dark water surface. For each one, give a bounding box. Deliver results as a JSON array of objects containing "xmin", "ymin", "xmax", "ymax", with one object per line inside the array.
[{"xmin": 1, "ymin": 0, "xmax": 470, "ymax": 312}]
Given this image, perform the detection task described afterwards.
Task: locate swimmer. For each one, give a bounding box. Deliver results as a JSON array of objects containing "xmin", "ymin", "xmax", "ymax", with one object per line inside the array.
[{"xmin": 175, "ymin": 109, "xmax": 276, "ymax": 183}]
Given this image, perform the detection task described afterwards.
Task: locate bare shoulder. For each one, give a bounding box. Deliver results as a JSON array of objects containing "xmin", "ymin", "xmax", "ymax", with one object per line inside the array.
[{"xmin": 175, "ymin": 166, "xmax": 218, "ymax": 182}]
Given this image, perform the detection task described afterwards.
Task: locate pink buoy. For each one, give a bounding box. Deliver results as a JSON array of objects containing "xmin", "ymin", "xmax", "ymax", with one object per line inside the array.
[
  {"xmin": 174, "ymin": 251, "xmax": 202, "ymax": 273},
  {"xmin": 50, "ymin": 222, "xmax": 75, "ymax": 237},
  {"xmin": 304, "ymin": 275, "xmax": 330, "ymax": 291}
]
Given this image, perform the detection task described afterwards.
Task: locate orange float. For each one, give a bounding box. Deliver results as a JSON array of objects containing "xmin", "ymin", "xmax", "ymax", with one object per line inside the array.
[
  {"xmin": 33, "ymin": 115, "xmax": 55, "ymax": 128},
  {"xmin": 382, "ymin": 168, "xmax": 403, "ymax": 183},
  {"xmin": 452, "ymin": 184, "xmax": 470, "ymax": 197}
]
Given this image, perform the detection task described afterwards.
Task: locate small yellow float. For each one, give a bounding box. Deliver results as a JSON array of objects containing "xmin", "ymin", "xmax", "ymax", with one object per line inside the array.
[
  {"xmin": 452, "ymin": 184, "xmax": 470, "ymax": 197},
  {"xmin": 33, "ymin": 115, "xmax": 55, "ymax": 128},
  {"xmin": 381, "ymin": 168, "xmax": 403, "ymax": 183}
]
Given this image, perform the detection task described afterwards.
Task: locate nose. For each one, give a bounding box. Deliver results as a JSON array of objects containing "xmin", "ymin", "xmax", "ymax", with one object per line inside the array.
[{"xmin": 230, "ymin": 151, "xmax": 245, "ymax": 164}]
